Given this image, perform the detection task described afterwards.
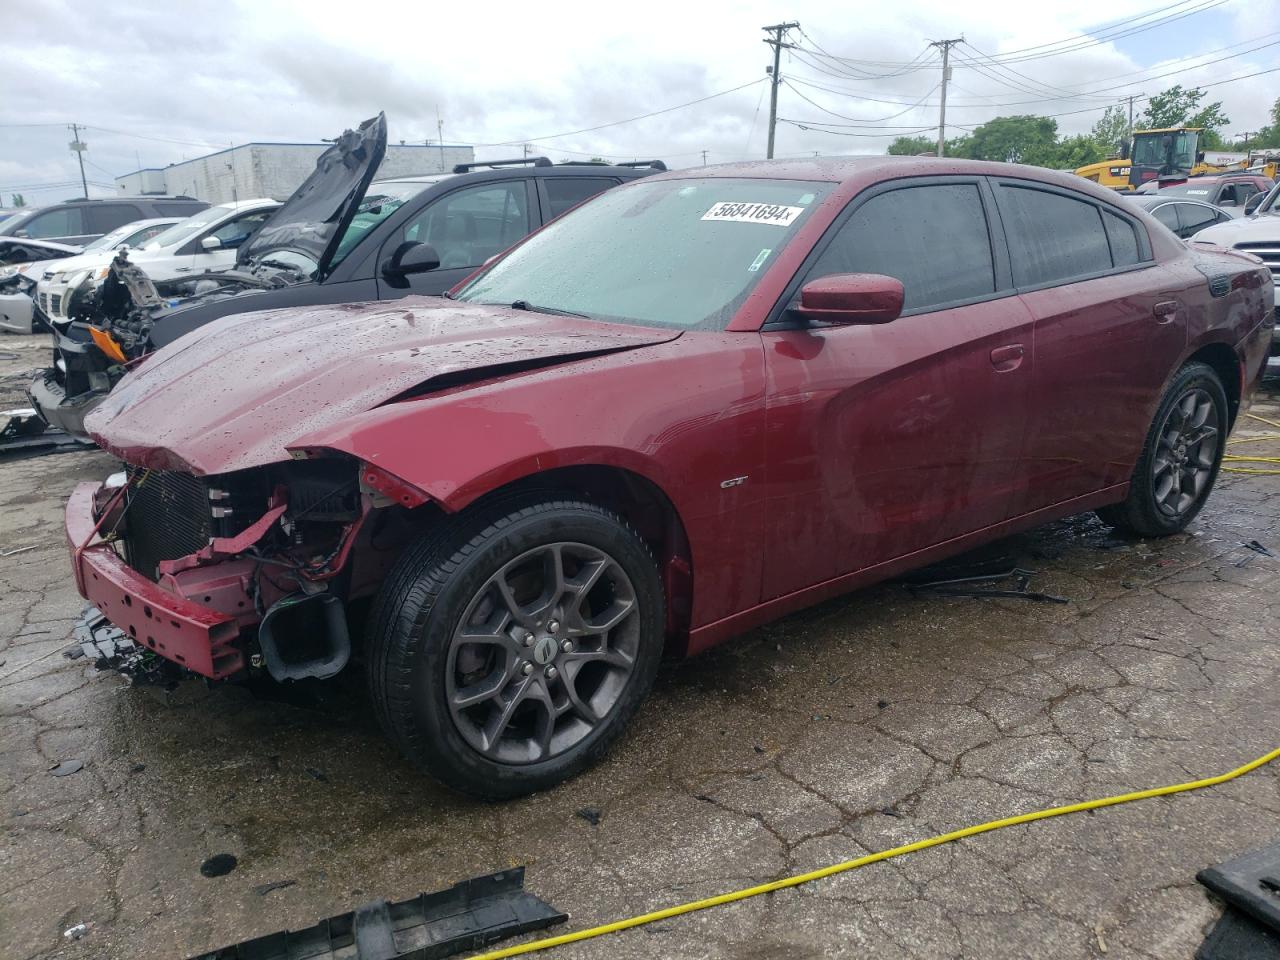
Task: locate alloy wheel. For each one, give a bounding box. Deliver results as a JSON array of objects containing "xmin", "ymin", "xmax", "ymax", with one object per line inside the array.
[
  {"xmin": 445, "ymin": 542, "xmax": 640, "ymax": 764},
  {"xmin": 1152, "ymin": 387, "xmax": 1220, "ymax": 518}
]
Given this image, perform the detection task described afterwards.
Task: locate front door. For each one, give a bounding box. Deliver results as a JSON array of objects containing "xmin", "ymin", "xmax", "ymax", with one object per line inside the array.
[{"xmin": 761, "ymin": 178, "xmax": 1035, "ymax": 600}]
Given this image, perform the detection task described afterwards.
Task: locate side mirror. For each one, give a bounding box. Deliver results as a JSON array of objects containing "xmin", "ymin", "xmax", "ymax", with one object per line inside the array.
[
  {"xmin": 381, "ymin": 241, "xmax": 440, "ymax": 279},
  {"xmin": 1245, "ymin": 193, "xmax": 1265, "ymax": 215},
  {"xmin": 792, "ymin": 273, "xmax": 904, "ymax": 325},
  {"xmin": 200, "ymin": 235, "xmax": 222, "ymax": 250}
]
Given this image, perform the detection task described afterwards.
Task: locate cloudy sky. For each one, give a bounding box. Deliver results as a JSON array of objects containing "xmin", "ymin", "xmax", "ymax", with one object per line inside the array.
[{"xmin": 0, "ymin": 0, "xmax": 1275, "ymax": 203}]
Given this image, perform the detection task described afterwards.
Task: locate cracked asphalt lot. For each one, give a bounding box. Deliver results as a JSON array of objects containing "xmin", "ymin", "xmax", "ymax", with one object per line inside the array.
[{"xmin": 3, "ymin": 332, "xmax": 1280, "ymax": 960}]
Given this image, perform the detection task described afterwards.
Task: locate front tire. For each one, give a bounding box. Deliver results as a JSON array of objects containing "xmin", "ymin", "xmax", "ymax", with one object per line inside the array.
[
  {"xmin": 1098, "ymin": 361, "xmax": 1228, "ymax": 537},
  {"xmin": 366, "ymin": 495, "xmax": 664, "ymax": 799}
]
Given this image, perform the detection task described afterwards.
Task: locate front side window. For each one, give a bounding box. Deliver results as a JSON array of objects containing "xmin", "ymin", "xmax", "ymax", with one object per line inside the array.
[
  {"xmin": 804, "ymin": 183, "xmax": 996, "ymax": 313},
  {"xmin": 330, "ymin": 180, "xmax": 431, "ymax": 267},
  {"xmin": 456, "ymin": 177, "xmax": 831, "ymax": 330},
  {"xmin": 1177, "ymin": 203, "xmax": 1219, "ymax": 237},
  {"xmin": 1151, "ymin": 203, "xmax": 1180, "ymax": 234},
  {"xmin": 21, "ymin": 207, "xmax": 84, "ymax": 239},
  {"xmin": 402, "ymin": 182, "xmax": 530, "ymax": 270},
  {"xmin": 997, "ymin": 185, "xmax": 1112, "ymax": 287},
  {"xmin": 210, "ymin": 210, "xmax": 272, "ymax": 248}
]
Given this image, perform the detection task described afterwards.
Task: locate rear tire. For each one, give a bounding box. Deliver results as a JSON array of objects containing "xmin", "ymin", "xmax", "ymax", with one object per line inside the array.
[
  {"xmin": 1098, "ymin": 361, "xmax": 1228, "ymax": 537},
  {"xmin": 366, "ymin": 495, "xmax": 664, "ymax": 799}
]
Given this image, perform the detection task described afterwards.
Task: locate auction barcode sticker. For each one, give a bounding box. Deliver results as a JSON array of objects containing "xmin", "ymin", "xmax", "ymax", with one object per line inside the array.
[{"xmin": 702, "ymin": 202, "xmax": 805, "ymax": 226}]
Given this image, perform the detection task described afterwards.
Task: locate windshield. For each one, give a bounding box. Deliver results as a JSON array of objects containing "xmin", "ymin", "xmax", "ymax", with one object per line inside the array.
[
  {"xmin": 143, "ymin": 206, "xmax": 235, "ymax": 250},
  {"xmin": 82, "ymin": 221, "xmax": 152, "ymax": 252},
  {"xmin": 329, "ymin": 180, "xmax": 433, "ymax": 267},
  {"xmin": 457, "ymin": 177, "xmax": 831, "ymax": 330},
  {"xmin": 1131, "ymin": 131, "xmax": 1198, "ymax": 174}
]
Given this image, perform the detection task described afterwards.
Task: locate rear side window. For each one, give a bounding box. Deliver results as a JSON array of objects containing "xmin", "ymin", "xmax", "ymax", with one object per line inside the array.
[
  {"xmin": 806, "ymin": 183, "xmax": 996, "ymax": 313},
  {"xmin": 85, "ymin": 203, "xmax": 143, "ymax": 234},
  {"xmin": 543, "ymin": 178, "xmax": 617, "ymax": 219},
  {"xmin": 153, "ymin": 202, "xmax": 207, "ymax": 217},
  {"xmin": 997, "ymin": 185, "xmax": 1112, "ymax": 287},
  {"xmin": 1177, "ymin": 203, "xmax": 1220, "ymax": 237},
  {"xmin": 1102, "ymin": 211, "xmax": 1141, "ymax": 266},
  {"xmin": 1152, "ymin": 204, "xmax": 1180, "ymax": 234}
]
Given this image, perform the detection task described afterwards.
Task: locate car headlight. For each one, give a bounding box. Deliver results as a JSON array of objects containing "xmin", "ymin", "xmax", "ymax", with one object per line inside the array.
[{"xmin": 0, "ymin": 264, "xmax": 20, "ymax": 280}]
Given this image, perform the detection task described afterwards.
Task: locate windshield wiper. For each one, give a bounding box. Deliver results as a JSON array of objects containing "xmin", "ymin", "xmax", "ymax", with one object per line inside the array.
[{"xmin": 506, "ymin": 300, "xmax": 592, "ymax": 319}]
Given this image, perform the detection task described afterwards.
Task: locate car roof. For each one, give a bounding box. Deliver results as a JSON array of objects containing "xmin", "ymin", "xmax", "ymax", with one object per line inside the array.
[{"xmin": 380, "ymin": 162, "xmax": 658, "ymax": 187}]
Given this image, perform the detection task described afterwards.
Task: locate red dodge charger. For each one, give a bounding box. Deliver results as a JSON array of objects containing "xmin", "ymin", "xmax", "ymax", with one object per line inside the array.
[{"xmin": 68, "ymin": 157, "xmax": 1274, "ymax": 797}]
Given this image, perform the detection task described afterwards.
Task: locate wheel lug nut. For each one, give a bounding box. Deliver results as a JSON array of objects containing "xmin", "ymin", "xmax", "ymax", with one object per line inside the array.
[
  {"xmin": 545, "ymin": 666, "xmax": 558, "ymax": 680},
  {"xmin": 522, "ymin": 662, "xmax": 534, "ymax": 676},
  {"xmin": 523, "ymin": 633, "xmax": 535, "ymax": 647},
  {"xmin": 561, "ymin": 640, "xmax": 574, "ymax": 653},
  {"xmin": 548, "ymin": 620, "xmax": 560, "ymax": 633}
]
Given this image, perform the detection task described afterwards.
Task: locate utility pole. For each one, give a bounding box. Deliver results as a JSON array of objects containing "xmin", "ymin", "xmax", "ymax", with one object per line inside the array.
[
  {"xmin": 701, "ymin": 149, "xmax": 708, "ymax": 166},
  {"xmin": 68, "ymin": 123, "xmax": 88, "ymax": 198},
  {"xmin": 762, "ymin": 21, "xmax": 799, "ymax": 160},
  {"xmin": 1237, "ymin": 131, "xmax": 1256, "ymax": 151},
  {"xmin": 436, "ymin": 106, "xmax": 445, "ymax": 172},
  {"xmin": 930, "ymin": 37, "xmax": 963, "ymax": 157}
]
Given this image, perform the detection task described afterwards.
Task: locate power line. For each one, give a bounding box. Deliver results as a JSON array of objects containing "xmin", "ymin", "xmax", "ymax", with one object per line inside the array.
[{"xmin": 781, "ymin": 79, "xmax": 940, "ymax": 124}]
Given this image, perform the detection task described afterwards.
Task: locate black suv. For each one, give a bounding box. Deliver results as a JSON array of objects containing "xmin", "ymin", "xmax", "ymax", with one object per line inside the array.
[
  {"xmin": 30, "ymin": 112, "xmax": 665, "ymax": 438},
  {"xmin": 0, "ymin": 196, "xmax": 209, "ymax": 246}
]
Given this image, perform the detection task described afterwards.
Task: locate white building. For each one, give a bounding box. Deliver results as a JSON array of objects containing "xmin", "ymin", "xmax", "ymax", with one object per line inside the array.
[{"xmin": 116, "ymin": 141, "xmax": 475, "ymax": 203}]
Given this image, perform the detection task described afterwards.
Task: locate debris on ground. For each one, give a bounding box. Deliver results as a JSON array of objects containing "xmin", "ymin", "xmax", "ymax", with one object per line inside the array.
[
  {"xmin": 49, "ymin": 759, "xmax": 83, "ymax": 777},
  {"xmin": 575, "ymin": 807, "xmax": 602, "ymax": 826},
  {"xmin": 63, "ymin": 923, "xmax": 91, "ymax": 941},
  {"xmin": 188, "ymin": 868, "xmax": 565, "ymax": 960},
  {"xmin": 252, "ymin": 879, "xmax": 297, "ymax": 897},
  {"xmin": 199, "ymin": 854, "xmax": 238, "ymax": 878},
  {"xmin": 305, "ymin": 767, "xmax": 328, "ymax": 782},
  {"xmin": 1243, "ymin": 540, "xmax": 1275, "ymax": 558}
]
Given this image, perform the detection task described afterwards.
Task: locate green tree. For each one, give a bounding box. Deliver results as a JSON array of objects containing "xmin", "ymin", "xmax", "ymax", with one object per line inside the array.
[
  {"xmin": 1251, "ymin": 97, "xmax": 1280, "ymax": 149},
  {"xmin": 887, "ymin": 135, "xmax": 934, "ymax": 155},
  {"xmin": 960, "ymin": 116, "xmax": 1061, "ymax": 165},
  {"xmin": 9, "ymin": 193, "xmax": 24, "ymax": 207},
  {"xmin": 1139, "ymin": 85, "xmax": 1230, "ymax": 138},
  {"xmin": 1052, "ymin": 134, "xmax": 1105, "ymax": 170},
  {"xmin": 1090, "ymin": 105, "xmax": 1130, "ymax": 155}
]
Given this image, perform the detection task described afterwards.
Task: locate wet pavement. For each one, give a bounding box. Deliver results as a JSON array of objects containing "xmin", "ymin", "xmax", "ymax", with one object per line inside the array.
[{"xmin": 4, "ymin": 331, "xmax": 1280, "ymax": 960}]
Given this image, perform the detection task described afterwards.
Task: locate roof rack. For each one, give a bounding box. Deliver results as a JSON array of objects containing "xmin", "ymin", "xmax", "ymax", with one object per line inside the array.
[
  {"xmin": 452, "ymin": 157, "xmax": 553, "ymax": 174},
  {"xmin": 615, "ymin": 160, "xmax": 668, "ymax": 171}
]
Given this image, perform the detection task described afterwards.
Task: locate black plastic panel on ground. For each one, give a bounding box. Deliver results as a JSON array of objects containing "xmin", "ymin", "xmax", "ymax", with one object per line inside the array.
[{"xmin": 188, "ymin": 868, "xmax": 566, "ymax": 960}]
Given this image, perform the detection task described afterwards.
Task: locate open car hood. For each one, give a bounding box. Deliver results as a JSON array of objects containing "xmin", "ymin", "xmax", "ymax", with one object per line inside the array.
[
  {"xmin": 86, "ymin": 296, "xmax": 681, "ymax": 475},
  {"xmin": 236, "ymin": 113, "xmax": 387, "ymax": 279}
]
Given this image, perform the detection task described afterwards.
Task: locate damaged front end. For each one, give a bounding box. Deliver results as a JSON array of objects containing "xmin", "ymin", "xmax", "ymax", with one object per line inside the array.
[{"xmin": 66, "ymin": 453, "xmax": 428, "ymax": 685}]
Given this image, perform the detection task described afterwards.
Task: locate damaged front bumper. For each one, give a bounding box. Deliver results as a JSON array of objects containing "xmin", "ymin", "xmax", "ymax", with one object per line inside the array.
[
  {"xmin": 29, "ymin": 369, "xmax": 106, "ymax": 439},
  {"xmin": 66, "ymin": 481, "xmax": 247, "ymax": 679}
]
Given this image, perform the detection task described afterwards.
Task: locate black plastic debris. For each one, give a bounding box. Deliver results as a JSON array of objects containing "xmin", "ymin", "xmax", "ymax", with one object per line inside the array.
[
  {"xmin": 1243, "ymin": 540, "xmax": 1276, "ymax": 558},
  {"xmin": 253, "ymin": 879, "xmax": 297, "ymax": 897},
  {"xmin": 188, "ymin": 868, "xmax": 566, "ymax": 960},
  {"xmin": 1198, "ymin": 840, "xmax": 1280, "ymax": 933},
  {"xmin": 200, "ymin": 854, "xmax": 239, "ymax": 878},
  {"xmin": 75, "ymin": 606, "xmax": 179, "ymax": 686},
  {"xmin": 1197, "ymin": 907, "xmax": 1280, "ymax": 960},
  {"xmin": 901, "ymin": 546, "xmax": 1069, "ymax": 603},
  {"xmin": 49, "ymin": 759, "xmax": 83, "ymax": 777},
  {"xmin": 0, "ymin": 410, "xmax": 92, "ymax": 460},
  {"xmin": 575, "ymin": 807, "xmax": 602, "ymax": 826}
]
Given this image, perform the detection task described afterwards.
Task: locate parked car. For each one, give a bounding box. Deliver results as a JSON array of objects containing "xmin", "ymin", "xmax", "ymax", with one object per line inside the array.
[
  {"xmin": 1123, "ymin": 194, "xmax": 1234, "ymax": 239},
  {"xmin": 68, "ymin": 157, "xmax": 1272, "ymax": 798},
  {"xmin": 0, "ymin": 219, "xmax": 184, "ymax": 335},
  {"xmin": 0, "ymin": 238, "xmax": 82, "ymax": 334},
  {"xmin": 1154, "ymin": 172, "xmax": 1275, "ymax": 212},
  {"xmin": 0, "ymin": 196, "xmax": 208, "ymax": 246},
  {"xmin": 29, "ymin": 112, "xmax": 662, "ymax": 438}
]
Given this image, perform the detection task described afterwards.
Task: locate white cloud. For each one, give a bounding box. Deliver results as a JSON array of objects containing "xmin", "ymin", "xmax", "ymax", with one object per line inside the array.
[{"xmin": 0, "ymin": 0, "xmax": 1274, "ymax": 202}]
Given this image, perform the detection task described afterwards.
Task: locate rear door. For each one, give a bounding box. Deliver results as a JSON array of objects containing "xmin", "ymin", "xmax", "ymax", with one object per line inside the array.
[
  {"xmin": 380, "ymin": 180, "xmax": 535, "ymax": 297},
  {"xmin": 992, "ymin": 179, "xmax": 1186, "ymax": 516},
  {"xmin": 1176, "ymin": 202, "xmax": 1226, "ymax": 238},
  {"xmin": 761, "ymin": 177, "xmax": 1036, "ymax": 599},
  {"xmin": 85, "ymin": 203, "xmax": 144, "ymax": 239}
]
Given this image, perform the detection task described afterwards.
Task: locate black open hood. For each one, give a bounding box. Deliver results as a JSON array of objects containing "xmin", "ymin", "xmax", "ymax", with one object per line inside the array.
[{"xmin": 236, "ymin": 112, "xmax": 387, "ymax": 280}]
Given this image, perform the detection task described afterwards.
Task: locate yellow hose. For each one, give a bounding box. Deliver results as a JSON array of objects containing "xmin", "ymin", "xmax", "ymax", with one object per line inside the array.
[
  {"xmin": 1224, "ymin": 413, "xmax": 1280, "ymax": 474},
  {"xmin": 471, "ymin": 745, "xmax": 1280, "ymax": 959}
]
